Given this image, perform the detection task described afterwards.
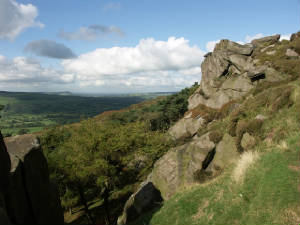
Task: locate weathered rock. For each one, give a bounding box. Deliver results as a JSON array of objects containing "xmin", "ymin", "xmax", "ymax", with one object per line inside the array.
[
  {"xmin": 168, "ymin": 114, "xmax": 205, "ymax": 140},
  {"xmin": 4, "ymin": 134, "xmax": 64, "ymax": 225},
  {"xmin": 0, "ymin": 132, "xmax": 12, "ymax": 225},
  {"xmin": 0, "ymin": 207, "xmax": 12, "ymax": 225},
  {"xmin": 211, "ymin": 133, "xmax": 239, "ymax": 171},
  {"xmin": 251, "ymin": 34, "xmax": 280, "ymax": 48},
  {"xmin": 151, "ymin": 133, "xmax": 215, "ymax": 200},
  {"xmin": 247, "ymin": 65, "xmax": 266, "ymax": 80},
  {"xmin": 255, "ymin": 114, "xmax": 267, "ymax": 120},
  {"xmin": 214, "ymin": 39, "xmax": 253, "ymax": 55},
  {"xmin": 0, "ymin": 132, "xmax": 10, "ymax": 193},
  {"xmin": 241, "ymin": 132, "xmax": 256, "ymax": 150},
  {"xmin": 290, "ymin": 31, "xmax": 300, "ymax": 41},
  {"xmin": 285, "ymin": 48, "xmax": 299, "ymax": 57},
  {"xmin": 117, "ymin": 182, "xmax": 162, "ymax": 225},
  {"xmin": 5, "ymin": 153, "xmax": 35, "ymax": 224}
]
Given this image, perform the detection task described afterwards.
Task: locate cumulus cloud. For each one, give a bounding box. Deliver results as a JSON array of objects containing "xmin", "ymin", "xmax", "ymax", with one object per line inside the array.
[
  {"xmin": 58, "ymin": 25, "xmax": 124, "ymax": 41},
  {"xmin": 280, "ymin": 34, "xmax": 291, "ymax": 41},
  {"xmin": 102, "ymin": 2, "xmax": 121, "ymax": 11},
  {"xmin": 24, "ymin": 40, "xmax": 77, "ymax": 59},
  {"xmin": 0, "ymin": 0, "xmax": 44, "ymax": 41},
  {"xmin": 206, "ymin": 40, "xmax": 220, "ymax": 52},
  {"xmin": 62, "ymin": 37, "xmax": 205, "ymax": 79},
  {"xmin": 0, "ymin": 54, "xmax": 74, "ymax": 84}
]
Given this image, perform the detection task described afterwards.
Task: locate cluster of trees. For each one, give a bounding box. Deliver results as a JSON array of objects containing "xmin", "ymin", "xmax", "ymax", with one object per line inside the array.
[{"xmin": 39, "ymin": 83, "xmax": 199, "ymax": 224}]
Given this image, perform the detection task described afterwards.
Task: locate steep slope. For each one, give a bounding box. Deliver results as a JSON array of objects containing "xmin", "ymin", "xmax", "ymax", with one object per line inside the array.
[{"xmin": 118, "ymin": 32, "xmax": 300, "ymax": 225}]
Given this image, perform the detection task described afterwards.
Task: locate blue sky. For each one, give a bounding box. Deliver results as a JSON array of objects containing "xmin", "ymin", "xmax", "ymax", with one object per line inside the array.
[{"xmin": 0, "ymin": 0, "xmax": 299, "ymax": 93}]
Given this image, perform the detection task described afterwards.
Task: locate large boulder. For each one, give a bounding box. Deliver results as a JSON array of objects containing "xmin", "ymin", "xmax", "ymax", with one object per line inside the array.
[
  {"xmin": 214, "ymin": 39, "xmax": 253, "ymax": 55},
  {"xmin": 151, "ymin": 133, "xmax": 215, "ymax": 200},
  {"xmin": 251, "ymin": 34, "xmax": 280, "ymax": 48},
  {"xmin": 0, "ymin": 132, "xmax": 10, "ymax": 194},
  {"xmin": 4, "ymin": 134, "xmax": 64, "ymax": 225},
  {"xmin": 211, "ymin": 133, "xmax": 239, "ymax": 171},
  {"xmin": 0, "ymin": 132, "xmax": 12, "ymax": 225},
  {"xmin": 168, "ymin": 112, "xmax": 205, "ymax": 140},
  {"xmin": 117, "ymin": 182, "xmax": 162, "ymax": 225}
]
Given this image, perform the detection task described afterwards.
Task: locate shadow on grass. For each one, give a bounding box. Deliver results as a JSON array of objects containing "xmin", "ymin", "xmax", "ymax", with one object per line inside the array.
[
  {"xmin": 65, "ymin": 191, "xmax": 132, "ymax": 225},
  {"xmin": 127, "ymin": 205, "xmax": 163, "ymax": 225}
]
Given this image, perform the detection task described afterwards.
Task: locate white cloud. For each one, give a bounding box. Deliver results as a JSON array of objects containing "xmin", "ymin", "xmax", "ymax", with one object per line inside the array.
[
  {"xmin": 62, "ymin": 37, "xmax": 205, "ymax": 83},
  {"xmin": 206, "ymin": 40, "xmax": 220, "ymax": 52},
  {"xmin": 0, "ymin": 55, "xmax": 74, "ymax": 84},
  {"xmin": 280, "ymin": 34, "xmax": 291, "ymax": 41},
  {"xmin": 0, "ymin": 0, "xmax": 44, "ymax": 41}
]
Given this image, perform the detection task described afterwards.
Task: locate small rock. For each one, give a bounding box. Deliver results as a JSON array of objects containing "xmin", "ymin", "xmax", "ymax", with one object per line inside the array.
[
  {"xmin": 241, "ymin": 132, "xmax": 256, "ymax": 150},
  {"xmin": 260, "ymin": 44, "xmax": 275, "ymax": 52},
  {"xmin": 285, "ymin": 48, "xmax": 299, "ymax": 57},
  {"xmin": 266, "ymin": 50, "xmax": 276, "ymax": 55},
  {"xmin": 255, "ymin": 114, "xmax": 267, "ymax": 120}
]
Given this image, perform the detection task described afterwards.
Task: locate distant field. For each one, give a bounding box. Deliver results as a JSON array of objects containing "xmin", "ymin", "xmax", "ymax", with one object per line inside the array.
[{"xmin": 0, "ymin": 91, "xmax": 166, "ymax": 136}]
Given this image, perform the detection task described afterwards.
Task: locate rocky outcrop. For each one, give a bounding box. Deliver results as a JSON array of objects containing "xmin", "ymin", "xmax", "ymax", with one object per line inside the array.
[
  {"xmin": 117, "ymin": 182, "xmax": 162, "ymax": 225},
  {"xmin": 251, "ymin": 34, "xmax": 280, "ymax": 48},
  {"xmin": 168, "ymin": 112, "xmax": 205, "ymax": 140},
  {"xmin": 188, "ymin": 35, "xmax": 283, "ymax": 110},
  {"xmin": 0, "ymin": 133, "xmax": 63, "ymax": 225}
]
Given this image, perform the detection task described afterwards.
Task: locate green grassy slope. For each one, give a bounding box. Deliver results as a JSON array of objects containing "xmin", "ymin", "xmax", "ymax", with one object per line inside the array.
[{"xmin": 130, "ymin": 79, "xmax": 300, "ymax": 225}]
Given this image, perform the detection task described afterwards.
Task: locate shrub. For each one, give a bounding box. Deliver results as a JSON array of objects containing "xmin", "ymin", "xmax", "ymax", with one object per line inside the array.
[
  {"xmin": 228, "ymin": 107, "xmax": 246, "ymax": 137},
  {"xmin": 270, "ymin": 88, "xmax": 293, "ymax": 113}
]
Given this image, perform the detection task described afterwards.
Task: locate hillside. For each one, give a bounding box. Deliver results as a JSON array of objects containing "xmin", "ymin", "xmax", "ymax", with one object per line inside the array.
[
  {"xmin": 0, "ymin": 92, "xmax": 148, "ymax": 136},
  {"xmin": 3, "ymin": 32, "xmax": 298, "ymax": 225},
  {"xmin": 118, "ymin": 32, "xmax": 300, "ymax": 225}
]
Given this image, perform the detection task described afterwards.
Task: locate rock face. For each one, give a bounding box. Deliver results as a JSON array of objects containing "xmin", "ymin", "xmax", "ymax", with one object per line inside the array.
[
  {"xmin": 117, "ymin": 182, "xmax": 162, "ymax": 225},
  {"xmin": 150, "ymin": 133, "xmax": 215, "ymax": 200},
  {"xmin": 188, "ymin": 35, "xmax": 283, "ymax": 110},
  {"xmin": 168, "ymin": 112, "xmax": 205, "ymax": 140},
  {"xmin": 251, "ymin": 34, "xmax": 280, "ymax": 48},
  {"xmin": 0, "ymin": 133, "xmax": 64, "ymax": 225}
]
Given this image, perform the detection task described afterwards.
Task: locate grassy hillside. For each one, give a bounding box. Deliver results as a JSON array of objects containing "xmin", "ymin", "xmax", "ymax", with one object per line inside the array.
[
  {"xmin": 131, "ymin": 132, "xmax": 299, "ymax": 225},
  {"xmin": 0, "ymin": 92, "xmax": 148, "ymax": 136},
  {"xmin": 130, "ymin": 73, "xmax": 300, "ymax": 225}
]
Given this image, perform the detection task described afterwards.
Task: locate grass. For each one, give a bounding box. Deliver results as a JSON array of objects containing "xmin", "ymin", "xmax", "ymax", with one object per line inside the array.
[
  {"xmin": 128, "ymin": 61, "xmax": 300, "ymax": 225},
  {"xmin": 129, "ymin": 131, "xmax": 300, "ymax": 225}
]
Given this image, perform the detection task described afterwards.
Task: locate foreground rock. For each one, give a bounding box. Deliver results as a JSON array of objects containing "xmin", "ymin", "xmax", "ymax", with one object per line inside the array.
[
  {"xmin": 0, "ymin": 133, "xmax": 64, "ymax": 225},
  {"xmin": 117, "ymin": 182, "xmax": 163, "ymax": 225}
]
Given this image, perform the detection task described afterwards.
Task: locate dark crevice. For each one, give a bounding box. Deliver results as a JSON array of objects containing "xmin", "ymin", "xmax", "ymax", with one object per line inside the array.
[
  {"xmin": 250, "ymin": 73, "xmax": 266, "ymax": 82},
  {"xmin": 201, "ymin": 147, "xmax": 216, "ymax": 170}
]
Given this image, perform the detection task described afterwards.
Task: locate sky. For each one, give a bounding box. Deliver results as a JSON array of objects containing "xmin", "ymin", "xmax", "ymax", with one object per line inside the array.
[{"xmin": 0, "ymin": 0, "xmax": 299, "ymax": 93}]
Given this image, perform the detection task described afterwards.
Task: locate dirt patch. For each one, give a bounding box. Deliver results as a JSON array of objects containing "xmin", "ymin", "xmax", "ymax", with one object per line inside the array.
[
  {"xmin": 282, "ymin": 208, "xmax": 300, "ymax": 225},
  {"xmin": 288, "ymin": 165, "xmax": 300, "ymax": 172},
  {"xmin": 193, "ymin": 200, "xmax": 210, "ymax": 220}
]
